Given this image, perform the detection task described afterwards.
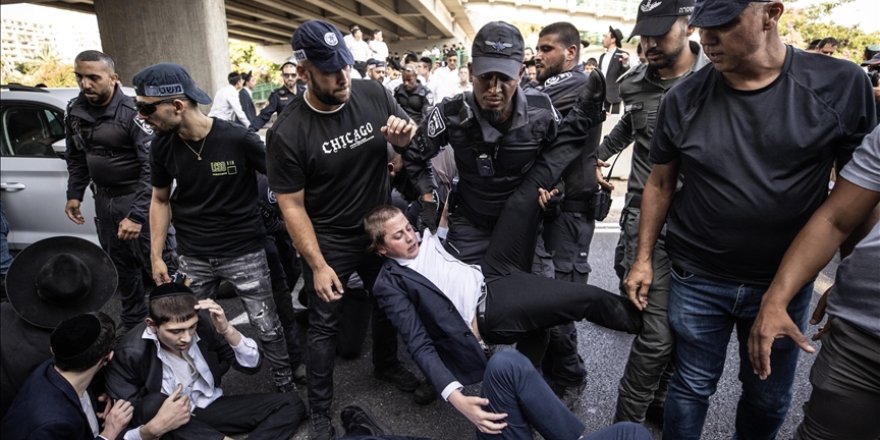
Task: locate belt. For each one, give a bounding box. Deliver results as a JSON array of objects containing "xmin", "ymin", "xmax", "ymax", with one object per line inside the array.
[
  {"xmin": 627, "ymin": 193, "xmax": 642, "ymax": 210},
  {"xmin": 95, "ymin": 183, "xmax": 139, "ymax": 198},
  {"xmin": 561, "ymin": 198, "xmax": 595, "ymax": 213}
]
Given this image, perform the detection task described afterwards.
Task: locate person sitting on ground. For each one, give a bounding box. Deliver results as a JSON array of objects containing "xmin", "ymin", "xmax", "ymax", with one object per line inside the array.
[
  {"xmin": 2, "ymin": 313, "xmax": 135, "ymax": 439},
  {"xmin": 367, "ymin": 104, "xmax": 641, "ymax": 436},
  {"xmin": 0, "ymin": 236, "xmax": 116, "ymax": 418},
  {"xmin": 106, "ymin": 282, "xmax": 306, "ymax": 439}
]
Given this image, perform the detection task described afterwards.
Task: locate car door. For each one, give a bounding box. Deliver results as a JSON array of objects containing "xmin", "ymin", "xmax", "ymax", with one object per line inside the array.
[{"xmin": 0, "ymin": 99, "xmax": 99, "ymax": 249}]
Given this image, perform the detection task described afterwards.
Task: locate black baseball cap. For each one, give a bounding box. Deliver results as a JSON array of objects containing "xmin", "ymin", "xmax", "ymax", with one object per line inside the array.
[
  {"xmin": 292, "ymin": 20, "xmax": 354, "ymax": 73},
  {"xmin": 132, "ymin": 63, "xmax": 212, "ymax": 105},
  {"xmin": 471, "ymin": 21, "xmax": 525, "ymax": 79},
  {"xmin": 690, "ymin": 0, "xmax": 773, "ymax": 28},
  {"xmin": 630, "ymin": 0, "xmax": 695, "ymax": 40}
]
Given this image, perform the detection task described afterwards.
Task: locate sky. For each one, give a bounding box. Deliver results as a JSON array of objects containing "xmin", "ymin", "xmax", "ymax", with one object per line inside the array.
[{"xmin": 790, "ymin": 0, "xmax": 879, "ymax": 33}]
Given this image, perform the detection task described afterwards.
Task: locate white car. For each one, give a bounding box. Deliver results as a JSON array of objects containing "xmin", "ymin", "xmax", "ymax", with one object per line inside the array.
[{"xmin": 1, "ymin": 85, "xmax": 105, "ymax": 249}]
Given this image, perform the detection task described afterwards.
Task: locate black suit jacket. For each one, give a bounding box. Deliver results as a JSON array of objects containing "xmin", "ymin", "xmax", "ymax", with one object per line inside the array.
[
  {"xmin": 239, "ymin": 88, "xmax": 258, "ymax": 126},
  {"xmin": 105, "ymin": 313, "xmax": 261, "ymax": 421},
  {"xmin": 373, "ymin": 259, "xmax": 487, "ymax": 395},
  {"xmin": 599, "ymin": 48, "xmax": 626, "ymax": 104},
  {"xmin": 1, "ymin": 360, "xmax": 100, "ymax": 440}
]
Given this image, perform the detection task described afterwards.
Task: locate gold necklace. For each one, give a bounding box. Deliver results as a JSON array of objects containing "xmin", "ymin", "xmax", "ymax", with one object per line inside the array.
[{"xmin": 180, "ymin": 136, "xmax": 206, "ymax": 160}]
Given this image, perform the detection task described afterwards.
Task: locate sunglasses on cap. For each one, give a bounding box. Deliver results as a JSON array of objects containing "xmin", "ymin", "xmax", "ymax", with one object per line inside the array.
[{"xmin": 135, "ymin": 97, "xmax": 179, "ymax": 116}]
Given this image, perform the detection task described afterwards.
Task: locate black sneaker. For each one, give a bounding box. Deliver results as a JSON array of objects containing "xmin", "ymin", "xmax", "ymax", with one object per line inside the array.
[
  {"xmin": 373, "ymin": 364, "xmax": 421, "ymax": 392},
  {"xmin": 310, "ymin": 411, "xmax": 337, "ymax": 440},
  {"xmin": 340, "ymin": 405, "xmax": 386, "ymax": 436},
  {"xmin": 550, "ymin": 379, "xmax": 586, "ymax": 412},
  {"xmin": 413, "ymin": 382, "xmax": 437, "ymax": 405}
]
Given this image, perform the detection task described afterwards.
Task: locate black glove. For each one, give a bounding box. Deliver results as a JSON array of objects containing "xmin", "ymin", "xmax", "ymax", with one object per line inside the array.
[
  {"xmin": 418, "ymin": 198, "xmax": 439, "ymax": 233},
  {"xmin": 576, "ymin": 69, "xmax": 607, "ymax": 129}
]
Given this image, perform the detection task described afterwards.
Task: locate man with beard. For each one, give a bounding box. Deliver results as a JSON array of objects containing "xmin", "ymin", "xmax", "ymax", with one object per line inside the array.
[
  {"xmin": 626, "ymin": 0, "xmax": 876, "ymax": 437},
  {"xmin": 529, "ymin": 21, "xmax": 604, "ymax": 408},
  {"xmin": 265, "ymin": 20, "xmax": 428, "ymax": 440},
  {"xmin": 409, "ymin": 21, "xmax": 605, "ymax": 262},
  {"xmin": 596, "ymin": 0, "xmax": 709, "ymax": 426},
  {"xmin": 64, "ymin": 50, "xmax": 178, "ymax": 332},
  {"xmin": 252, "ymin": 59, "xmax": 303, "ymax": 131},
  {"xmin": 133, "ymin": 63, "xmax": 298, "ymax": 396}
]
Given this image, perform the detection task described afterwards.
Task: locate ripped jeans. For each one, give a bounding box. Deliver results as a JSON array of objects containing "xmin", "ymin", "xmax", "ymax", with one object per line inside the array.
[{"xmin": 179, "ymin": 249, "xmax": 293, "ymax": 388}]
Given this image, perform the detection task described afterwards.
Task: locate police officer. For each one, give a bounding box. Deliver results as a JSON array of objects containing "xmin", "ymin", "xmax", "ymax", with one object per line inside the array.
[
  {"xmin": 596, "ymin": 0, "xmax": 708, "ymax": 425},
  {"xmin": 394, "ymin": 65, "xmax": 433, "ymax": 125},
  {"xmin": 64, "ymin": 50, "xmax": 178, "ymax": 331},
  {"xmin": 530, "ymin": 20, "xmax": 605, "ymax": 408},
  {"xmin": 408, "ymin": 21, "xmax": 605, "ymax": 265},
  {"xmin": 252, "ymin": 59, "xmax": 304, "ymax": 131}
]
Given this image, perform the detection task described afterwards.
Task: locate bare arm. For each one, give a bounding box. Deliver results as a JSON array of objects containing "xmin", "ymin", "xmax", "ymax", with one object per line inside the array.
[
  {"xmin": 624, "ymin": 160, "xmax": 679, "ymax": 310},
  {"xmin": 749, "ymin": 177, "xmax": 880, "ymax": 379},
  {"xmin": 149, "ymin": 185, "xmax": 172, "ymax": 284},
  {"xmin": 276, "ymin": 190, "xmax": 343, "ymax": 302}
]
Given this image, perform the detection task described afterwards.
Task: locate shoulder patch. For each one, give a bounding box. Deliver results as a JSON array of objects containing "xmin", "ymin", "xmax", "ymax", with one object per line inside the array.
[
  {"xmin": 543, "ymin": 72, "xmax": 572, "ymax": 88},
  {"xmin": 426, "ymin": 106, "xmax": 446, "ymax": 138},
  {"xmin": 133, "ymin": 116, "xmax": 154, "ymax": 135}
]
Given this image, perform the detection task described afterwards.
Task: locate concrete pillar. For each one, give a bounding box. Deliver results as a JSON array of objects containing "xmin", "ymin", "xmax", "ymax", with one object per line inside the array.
[{"xmin": 93, "ymin": 0, "xmax": 230, "ymax": 101}]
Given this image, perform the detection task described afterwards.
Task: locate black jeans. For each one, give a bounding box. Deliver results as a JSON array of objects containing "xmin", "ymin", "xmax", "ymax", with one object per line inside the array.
[
  {"xmin": 304, "ymin": 243, "xmax": 400, "ymax": 415},
  {"xmin": 94, "ymin": 190, "xmax": 177, "ymax": 329},
  {"xmin": 476, "ymin": 119, "xmax": 642, "ymax": 343}
]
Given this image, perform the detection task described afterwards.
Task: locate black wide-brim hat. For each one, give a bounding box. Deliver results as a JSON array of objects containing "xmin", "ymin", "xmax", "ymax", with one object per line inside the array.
[{"xmin": 6, "ymin": 236, "xmax": 117, "ymax": 329}]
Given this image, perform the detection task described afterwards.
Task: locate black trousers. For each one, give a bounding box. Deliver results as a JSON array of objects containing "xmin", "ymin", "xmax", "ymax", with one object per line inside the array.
[
  {"xmin": 94, "ymin": 190, "xmax": 177, "ymax": 329},
  {"xmin": 304, "ymin": 241, "xmax": 401, "ymax": 415},
  {"xmin": 138, "ymin": 391, "xmax": 305, "ymax": 440},
  {"xmin": 476, "ymin": 120, "xmax": 642, "ymax": 344}
]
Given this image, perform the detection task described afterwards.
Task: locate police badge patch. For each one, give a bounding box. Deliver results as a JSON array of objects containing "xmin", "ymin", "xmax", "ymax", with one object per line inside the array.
[
  {"xmin": 426, "ymin": 106, "xmax": 446, "ymax": 138},
  {"xmin": 133, "ymin": 116, "xmax": 154, "ymax": 135}
]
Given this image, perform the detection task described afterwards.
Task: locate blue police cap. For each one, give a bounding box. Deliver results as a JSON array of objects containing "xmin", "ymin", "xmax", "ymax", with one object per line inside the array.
[
  {"xmin": 132, "ymin": 63, "xmax": 212, "ymax": 105},
  {"xmin": 291, "ymin": 20, "xmax": 354, "ymax": 73},
  {"xmin": 690, "ymin": 0, "xmax": 773, "ymax": 28}
]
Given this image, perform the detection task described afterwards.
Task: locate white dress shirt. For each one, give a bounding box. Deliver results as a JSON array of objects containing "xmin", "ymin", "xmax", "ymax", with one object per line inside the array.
[{"xmin": 207, "ymin": 85, "xmax": 250, "ymax": 128}]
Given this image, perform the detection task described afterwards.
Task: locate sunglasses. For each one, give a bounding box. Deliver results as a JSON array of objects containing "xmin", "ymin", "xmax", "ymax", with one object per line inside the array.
[
  {"xmin": 281, "ymin": 73, "xmax": 298, "ymax": 78},
  {"xmin": 135, "ymin": 97, "xmax": 179, "ymax": 116}
]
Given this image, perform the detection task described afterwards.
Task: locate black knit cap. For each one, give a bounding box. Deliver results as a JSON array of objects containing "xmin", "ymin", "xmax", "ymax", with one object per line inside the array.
[
  {"xmin": 50, "ymin": 313, "xmax": 101, "ymax": 360},
  {"xmin": 149, "ymin": 282, "xmax": 196, "ymax": 301}
]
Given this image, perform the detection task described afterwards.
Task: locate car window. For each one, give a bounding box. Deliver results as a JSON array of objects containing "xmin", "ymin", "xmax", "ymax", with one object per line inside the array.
[{"xmin": 1, "ymin": 104, "xmax": 65, "ymax": 158}]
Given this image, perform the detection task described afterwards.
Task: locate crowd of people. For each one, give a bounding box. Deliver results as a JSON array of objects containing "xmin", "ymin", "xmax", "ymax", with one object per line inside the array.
[{"xmin": 1, "ymin": 0, "xmax": 879, "ymax": 439}]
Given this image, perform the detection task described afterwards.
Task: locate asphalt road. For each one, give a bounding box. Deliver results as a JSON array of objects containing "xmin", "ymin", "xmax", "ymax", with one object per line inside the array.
[{"xmin": 206, "ymin": 196, "xmax": 833, "ymax": 440}]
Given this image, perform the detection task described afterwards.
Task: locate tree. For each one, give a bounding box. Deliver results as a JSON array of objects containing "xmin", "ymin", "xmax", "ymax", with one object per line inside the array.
[{"xmin": 780, "ymin": 0, "xmax": 880, "ymax": 62}]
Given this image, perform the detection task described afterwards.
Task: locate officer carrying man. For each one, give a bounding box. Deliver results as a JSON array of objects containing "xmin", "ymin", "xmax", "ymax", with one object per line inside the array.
[
  {"xmin": 64, "ymin": 50, "xmax": 178, "ymax": 331},
  {"xmin": 252, "ymin": 58, "xmax": 304, "ymax": 131}
]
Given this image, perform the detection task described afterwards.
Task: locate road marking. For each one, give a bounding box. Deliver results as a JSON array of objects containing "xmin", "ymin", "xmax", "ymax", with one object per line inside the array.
[
  {"xmin": 595, "ymin": 222, "xmax": 621, "ymax": 234},
  {"xmin": 814, "ymin": 272, "xmax": 833, "ymax": 296}
]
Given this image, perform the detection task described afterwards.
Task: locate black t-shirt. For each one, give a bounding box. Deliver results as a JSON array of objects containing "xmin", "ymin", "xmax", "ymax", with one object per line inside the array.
[
  {"xmin": 650, "ymin": 46, "xmax": 877, "ymax": 283},
  {"xmin": 266, "ymin": 80, "xmax": 409, "ymax": 251},
  {"xmin": 151, "ymin": 118, "xmax": 267, "ymax": 257}
]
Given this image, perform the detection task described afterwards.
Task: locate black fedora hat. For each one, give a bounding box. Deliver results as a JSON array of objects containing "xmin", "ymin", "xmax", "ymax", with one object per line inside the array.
[{"xmin": 6, "ymin": 236, "xmax": 117, "ymax": 329}]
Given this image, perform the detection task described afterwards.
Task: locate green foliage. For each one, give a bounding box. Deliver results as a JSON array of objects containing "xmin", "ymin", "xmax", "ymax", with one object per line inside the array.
[
  {"xmin": 1, "ymin": 45, "xmax": 75, "ymax": 87},
  {"xmin": 779, "ymin": 0, "xmax": 880, "ymax": 62},
  {"xmin": 229, "ymin": 40, "xmax": 280, "ymax": 85}
]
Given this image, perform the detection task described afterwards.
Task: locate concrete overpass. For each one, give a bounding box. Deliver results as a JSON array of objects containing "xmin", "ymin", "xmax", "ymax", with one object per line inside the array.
[
  {"xmin": 2, "ymin": 0, "xmax": 477, "ymax": 97},
  {"xmin": 3, "ymin": 0, "xmax": 639, "ymax": 96}
]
